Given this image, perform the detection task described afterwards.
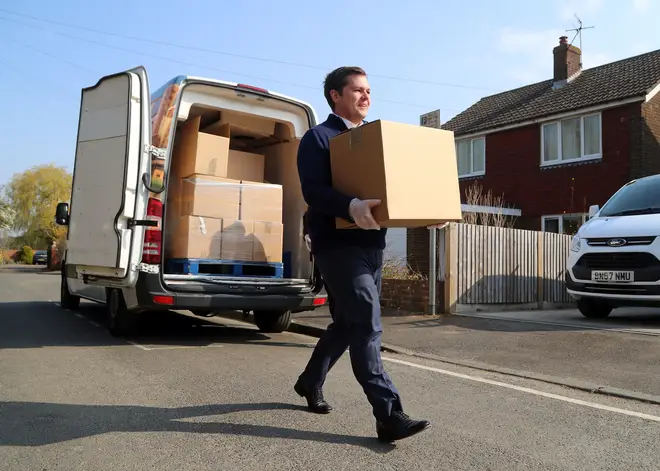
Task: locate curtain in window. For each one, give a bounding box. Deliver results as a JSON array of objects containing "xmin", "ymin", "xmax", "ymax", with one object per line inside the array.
[
  {"xmin": 584, "ymin": 115, "xmax": 601, "ymax": 156},
  {"xmin": 457, "ymin": 140, "xmax": 471, "ymax": 175},
  {"xmin": 543, "ymin": 123, "xmax": 559, "ymax": 162},
  {"xmin": 472, "ymin": 138, "xmax": 485, "ymax": 173},
  {"xmin": 561, "ymin": 117, "xmax": 581, "ymax": 160}
]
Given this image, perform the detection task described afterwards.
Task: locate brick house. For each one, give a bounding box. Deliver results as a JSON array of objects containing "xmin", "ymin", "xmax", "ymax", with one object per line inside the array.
[{"xmin": 407, "ymin": 36, "xmax": 660, "ymax": 276}]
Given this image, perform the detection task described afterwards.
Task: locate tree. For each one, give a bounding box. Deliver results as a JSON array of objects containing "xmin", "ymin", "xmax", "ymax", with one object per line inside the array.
[
  {"xmin": 4, "ymin": 164, "xmax": 72, "ymax": 246},
  {"xmin": 463, "ymin": 181, "xmax": 517, "ymax": 228},
  {"xmin": 0, "ymin": 198, "xmax": 15, "ymax": 230}
]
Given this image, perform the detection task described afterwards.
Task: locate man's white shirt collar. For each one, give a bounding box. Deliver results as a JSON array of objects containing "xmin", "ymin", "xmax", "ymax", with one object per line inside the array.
[{"xmin": 334, "ymin": 113, "xmax": 362, "ymax": 129}]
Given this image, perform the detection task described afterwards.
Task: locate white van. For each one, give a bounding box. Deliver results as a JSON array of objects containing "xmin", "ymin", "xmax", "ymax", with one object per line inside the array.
[
  {"xmin": 565, "ymin": 173, "xmax": 660, "ymax": 318},
  {"xmin": 55, "ymin": 66, "xmax": 327, "ymax": 337}
]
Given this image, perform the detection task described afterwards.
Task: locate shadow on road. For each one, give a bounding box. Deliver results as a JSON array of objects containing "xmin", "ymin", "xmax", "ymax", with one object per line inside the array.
[
  {"xmin": 383, "ymin": 311, "xmax": 660, "ymax": 333},
  {"xmin": 0, "ymin": 400, "xmax": 395, "ymax": 452},
  {"xmin": 0, "ymin": 301, "xmax": 310, "ymax": 350}
]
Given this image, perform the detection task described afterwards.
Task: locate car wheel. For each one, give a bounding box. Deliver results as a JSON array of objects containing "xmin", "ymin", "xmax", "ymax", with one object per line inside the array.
[
  {"xmin": 254, "ymin": 310, "xmax": 292, "ymax": 333},
  {"xmin": 577, "ymin": 298, "xmax": 612, "ymax": 319}
]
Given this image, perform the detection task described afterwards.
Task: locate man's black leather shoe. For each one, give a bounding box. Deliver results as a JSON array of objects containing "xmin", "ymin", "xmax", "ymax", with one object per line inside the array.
[
  {"xmin": 376, "ymin": 411, "xmax": 431, "ymax": 442},
  {"xmin": 294, "ymin": 381, "xmax": 332, "ymax": 414}
]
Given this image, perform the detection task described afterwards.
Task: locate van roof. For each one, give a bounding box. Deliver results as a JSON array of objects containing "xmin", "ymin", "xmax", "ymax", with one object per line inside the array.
[{"xmin": 151, "ymin": 75, "xmax": 317, "ymax": 116}]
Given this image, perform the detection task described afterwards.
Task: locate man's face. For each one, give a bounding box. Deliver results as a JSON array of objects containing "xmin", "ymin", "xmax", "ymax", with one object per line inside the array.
[{"xmin": 332, "ymin": 74, "xmax": 371, "ymax": 122}]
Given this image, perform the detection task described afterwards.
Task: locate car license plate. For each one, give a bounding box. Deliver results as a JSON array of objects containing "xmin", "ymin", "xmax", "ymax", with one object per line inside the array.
[{"xmin": 591, "ymin": 271, "xmax": 634, "ymax": 283}]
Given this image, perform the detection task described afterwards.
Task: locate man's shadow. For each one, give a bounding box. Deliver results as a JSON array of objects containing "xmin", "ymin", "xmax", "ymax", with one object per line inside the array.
[{"xmin": 0, "ymin": 401, "xmax": 395, "ymax": 452}]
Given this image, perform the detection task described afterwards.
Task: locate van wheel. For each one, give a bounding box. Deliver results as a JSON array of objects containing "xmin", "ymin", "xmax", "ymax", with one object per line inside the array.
[
  {"xmin": 107, "ymin": 289, "xmax": 140, "ymax": 337},
  {"xmin": 254, "ymin": 310, "xmax": 292, "ymax": 333},
  {"xmin": 577, "ymin": 298, "xmax": 612, "ymax": 319},
  {"xmin": 60, "ymin": 274, "xmax": 80, "ymax": 310}
]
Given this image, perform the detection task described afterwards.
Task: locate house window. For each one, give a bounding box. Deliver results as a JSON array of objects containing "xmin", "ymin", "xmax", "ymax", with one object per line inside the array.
[
  {"xmin": 541, "ymin": 213, "xmax": 589, "ymax": 236},
  {"xmin": 541, "ymin": 113, "xmax": 602, "ymax": 166},
  {"xmin": 456, "ymin": 137, "xmax": 485, "ymax": 178}
]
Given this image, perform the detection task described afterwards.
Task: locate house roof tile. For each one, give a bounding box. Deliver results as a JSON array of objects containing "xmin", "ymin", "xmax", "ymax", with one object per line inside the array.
[{"xmin": 441, "ymin": 49, "xmax": 660, "ymax": 136}]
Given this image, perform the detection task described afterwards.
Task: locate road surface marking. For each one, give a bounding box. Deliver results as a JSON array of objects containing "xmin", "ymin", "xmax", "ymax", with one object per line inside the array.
[
  {"xmin": 124, "ymin": 341, "xmax": 226, "ymax": 351},
  {"xmin": 145, "ymin": 345, "xmax": 226, "ymax": 350},
  {"xmin": 382, "ymin": 356, "xmax": 660, "ymax": 423},
  {"xmin": 126, "ymin": 340, "xmax": 152, "ymax": 351}
]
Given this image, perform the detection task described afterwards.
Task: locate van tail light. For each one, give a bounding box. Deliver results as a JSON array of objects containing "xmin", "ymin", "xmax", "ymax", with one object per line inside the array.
[{"xmin": 142, "ymin": 197, "xmax": 163, "ymax": 264}]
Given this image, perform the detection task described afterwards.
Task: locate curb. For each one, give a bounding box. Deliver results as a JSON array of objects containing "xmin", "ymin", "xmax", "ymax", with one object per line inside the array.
[{"xmin": 288, "ymin": 320, "xmax": 660, "ymax": 407}]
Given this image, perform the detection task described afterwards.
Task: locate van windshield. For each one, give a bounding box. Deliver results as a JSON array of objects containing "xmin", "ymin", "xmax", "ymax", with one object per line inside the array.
[{"xmin": 599, "ymin": 176, "xmax": 660, "ymax": 217}]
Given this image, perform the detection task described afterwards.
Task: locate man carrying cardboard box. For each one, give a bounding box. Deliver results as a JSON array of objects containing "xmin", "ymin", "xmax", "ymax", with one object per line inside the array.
[{"xmin": 294, "ymin": 66, "xmax": 436, "ymax": 443}]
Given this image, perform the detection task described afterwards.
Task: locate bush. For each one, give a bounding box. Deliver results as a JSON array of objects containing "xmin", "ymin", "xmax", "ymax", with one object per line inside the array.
[
  {"xmin": 381, "ymin": 259, "xmax": 426, "ymax": 280},
  {"xmin": 19, "ymin": 246, "xmax": 34, "ymax": 264},
  {"xmin": 52, "ymin": 234, "xmax": 67, "ymax": 269}
]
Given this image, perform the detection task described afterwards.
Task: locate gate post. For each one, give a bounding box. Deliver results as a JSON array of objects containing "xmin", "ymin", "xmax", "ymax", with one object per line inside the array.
[
  {"xmin": 443, "ymin": 223, "xmax": 458, "ymax": 314},
  {"xmin": 428, "ymin": 227, "xmax": 437, "ymax": 315}
]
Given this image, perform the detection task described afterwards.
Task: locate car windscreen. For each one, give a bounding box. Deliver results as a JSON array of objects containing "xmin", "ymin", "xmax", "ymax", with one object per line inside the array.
[{"xmin": 599, "ymin": 176, "xmax": 660, "ymax": 217}]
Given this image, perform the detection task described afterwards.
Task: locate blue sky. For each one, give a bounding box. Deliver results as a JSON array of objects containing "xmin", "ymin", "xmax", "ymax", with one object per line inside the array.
[{"xmin": 0, "ymin": 0, "xmax": 657, "ymax": 186}]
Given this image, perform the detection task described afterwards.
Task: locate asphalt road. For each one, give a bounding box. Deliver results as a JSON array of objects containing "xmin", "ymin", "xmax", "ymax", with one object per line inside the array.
[
  {"xmin": 2, "ymin": 266, "xmax": 660, "ymax": 470},
  {"xmin": 375, "ymin": 312, "xmax": 660, "ymax": 399}
]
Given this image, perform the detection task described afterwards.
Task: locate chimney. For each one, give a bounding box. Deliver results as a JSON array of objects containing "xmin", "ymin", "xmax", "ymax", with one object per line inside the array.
[{"xmin": 553, "ymin": 35, "xmax": 582, "ymax": 83}]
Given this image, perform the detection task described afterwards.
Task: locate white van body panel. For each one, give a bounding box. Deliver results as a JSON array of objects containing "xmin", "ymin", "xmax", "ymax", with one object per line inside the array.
[
  {"xmin": 66, "ymin": 67, "xmax": 152, "ymax": 295},
  {"xmin": 177, "ymin": 84, "xmax": 314, "ymax": 139}
]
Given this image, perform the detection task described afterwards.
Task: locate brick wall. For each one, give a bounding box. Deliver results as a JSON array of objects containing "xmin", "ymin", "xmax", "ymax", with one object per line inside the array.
[
  {"xmin": 457, "ymin": 103, "xmax": 636, "ymax": 220},
  {"xmin": 641, "ymin": 93, "xmax": 660, "ymax": 176},
  {"xmin": 380, "ymin": 278, "xmax": 444, "ymax": 313}
]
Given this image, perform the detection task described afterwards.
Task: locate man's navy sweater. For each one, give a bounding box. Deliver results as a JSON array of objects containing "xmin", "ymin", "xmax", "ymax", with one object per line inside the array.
[{"xmin": 297, "ymin": 113, "xmax": 387, "ymax": 253}]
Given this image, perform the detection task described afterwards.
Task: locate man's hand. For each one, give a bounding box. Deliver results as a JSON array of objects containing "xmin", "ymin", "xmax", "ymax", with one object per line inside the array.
[
  {"xmin": 349, "ymin": 198, "xmax": 381, "ymax": 230},
  {"xmin": 427, "ymin": 222, "xmax": 449, "ymax": 230}
]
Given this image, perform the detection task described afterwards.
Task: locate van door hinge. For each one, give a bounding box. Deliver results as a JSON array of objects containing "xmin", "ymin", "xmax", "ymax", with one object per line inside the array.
[{"xmin": 145, "ymin": 145, "xmax": 166, "ymax": 159}]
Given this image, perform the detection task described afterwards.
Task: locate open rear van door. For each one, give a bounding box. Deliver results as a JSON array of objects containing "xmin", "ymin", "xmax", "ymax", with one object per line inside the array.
[{"xmin": 66, "ymin": 67, "xmax": 155, "ymax": 287}]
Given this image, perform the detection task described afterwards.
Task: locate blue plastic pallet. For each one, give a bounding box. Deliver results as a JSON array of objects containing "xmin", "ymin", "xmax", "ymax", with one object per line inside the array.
[{"xmin": 166, "ymin": 258, "xmax": 284, "ymax": 278}]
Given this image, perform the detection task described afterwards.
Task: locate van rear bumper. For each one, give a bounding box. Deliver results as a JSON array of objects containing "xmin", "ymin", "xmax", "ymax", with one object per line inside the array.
[{"xmin": 134, "ymin": 272, "xmax": 325, "ymax": 312}]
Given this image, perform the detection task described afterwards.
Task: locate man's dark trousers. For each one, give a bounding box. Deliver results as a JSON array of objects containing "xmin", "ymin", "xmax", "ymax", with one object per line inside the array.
[{"xmin": 297, "ymin": 244, "xmax": 403, "ymax": 422}]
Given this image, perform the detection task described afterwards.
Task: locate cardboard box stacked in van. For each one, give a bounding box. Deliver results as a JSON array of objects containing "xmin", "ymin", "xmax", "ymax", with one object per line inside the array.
[
  {"xmin": 165, "ymin": 114, "xmax": 284, "ymax": 263},
  {"xmin": 329, "ymin": 120, "xmax": 463, "ymax": 228}
]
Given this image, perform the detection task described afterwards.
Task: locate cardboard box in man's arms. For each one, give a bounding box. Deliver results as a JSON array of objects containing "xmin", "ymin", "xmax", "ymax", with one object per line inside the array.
[{"xmin": 329, "ymin": 120, "xmax": 463, "ymax": 229}]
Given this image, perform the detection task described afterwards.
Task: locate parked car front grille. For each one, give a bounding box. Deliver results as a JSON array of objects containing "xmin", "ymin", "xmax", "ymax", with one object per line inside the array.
[
  {"xmin": 586, "ymin": 236, "xmax": 656, "ymax": 247},
  {"xmin": 576, "ymin": 252, "xmax": 660, "ymax": 270}
]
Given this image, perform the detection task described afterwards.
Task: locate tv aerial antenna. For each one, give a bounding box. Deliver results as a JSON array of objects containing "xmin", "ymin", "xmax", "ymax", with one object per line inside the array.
[{"xmin": 566, "ymin": 14, "xmax": 594, "ymax": 66}]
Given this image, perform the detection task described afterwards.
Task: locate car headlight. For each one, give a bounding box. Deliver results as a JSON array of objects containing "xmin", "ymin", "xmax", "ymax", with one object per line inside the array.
[{"xmin": 570, "ymin": 235, "xmax": 581, "ymax": 252}]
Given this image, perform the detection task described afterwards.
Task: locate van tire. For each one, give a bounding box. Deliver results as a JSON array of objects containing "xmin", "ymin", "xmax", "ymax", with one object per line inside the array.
[
  {"xmin": 577, "ymin": 298, "xmax": 612, "ymax": 318},
  {"xmin": 107, "ymin": 289, "xmax": 139, "ymax": 337},
  {"xmin": 60, "ymin": 274, "xmax": 80, "ymax": 310},
  {"xmin": 254, "ymin": 310, "xmax": 292, "ymax": 333}
]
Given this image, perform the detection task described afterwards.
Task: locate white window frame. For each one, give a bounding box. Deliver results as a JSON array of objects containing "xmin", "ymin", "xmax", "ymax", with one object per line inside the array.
[
  {"xmin": 456, "ymin": 136, "xmax": 486, "ymax": 178},
  {"xmin": 541, "ymin": 213, "xmax": 590, "ymax": 235},
  {"xmin": 540, "ymin": 112, "xmax": 603, "ymax": 167}
]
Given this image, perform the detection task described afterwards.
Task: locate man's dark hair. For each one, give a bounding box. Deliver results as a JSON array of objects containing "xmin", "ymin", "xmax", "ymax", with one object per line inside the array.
[{"xmin": 323, "ymin": 66, "xmax": 367, "ymax": 111}]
